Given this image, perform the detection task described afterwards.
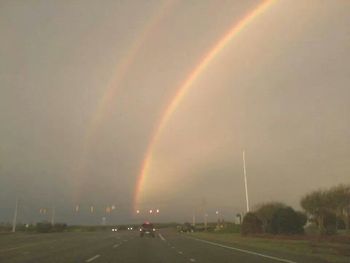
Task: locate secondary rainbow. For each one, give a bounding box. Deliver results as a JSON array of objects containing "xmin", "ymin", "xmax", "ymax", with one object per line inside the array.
[
  {"xmin": 73, "ymin": 0, "xmax": 176, "ymax": 201},
  {"xmin": 134, "ymin": 0, "xmax": 275, "ymax": 209}
]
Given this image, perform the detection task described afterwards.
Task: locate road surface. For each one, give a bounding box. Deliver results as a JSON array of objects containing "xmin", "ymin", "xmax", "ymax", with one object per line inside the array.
[{"xmin": 0, "ymin": 229, "xmax": 325, "ymax": 263}]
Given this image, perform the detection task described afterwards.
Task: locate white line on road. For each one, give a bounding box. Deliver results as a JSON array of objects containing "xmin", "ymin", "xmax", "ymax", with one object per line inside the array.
[
  {"xmin": 85, "ymin": 254, "xmax": 100, "ymax": 262},
  {"xmin": 189, "ymin": 259, "xmax": 196, "ymax": 262},
  {"xmin": 0, "ymin": 245, "xmax": 34, "ymax": 253},
  {"xmin": 158, "ymin": 233, "xmax": 166, "ymax": 241},
  {"xmin": 178, "ymin": 251, "xmax": 183, "ymax": 255},
  {"xmin": 190, "ymin": 237, "xmax": 297, "ymax": 263},
  {"xmin": 0, "ymin": 240, "xmax": 57, "ymax": 253},
  {"xmin": 113, "ymin": 244, "xmax": 120, "ymax": 248},
  {"xmin": 123, "ymin": 239, "xmax": 128, "ymax": 242}
]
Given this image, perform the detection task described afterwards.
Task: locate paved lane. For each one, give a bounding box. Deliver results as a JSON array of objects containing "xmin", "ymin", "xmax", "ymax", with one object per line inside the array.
[
  {"xmin": 0, "ymin": 230, "xmax": 326, "ymax": 262},
  {"xmin": 0, "ymin": 231, "xmax": 129, "ymax": 263}
]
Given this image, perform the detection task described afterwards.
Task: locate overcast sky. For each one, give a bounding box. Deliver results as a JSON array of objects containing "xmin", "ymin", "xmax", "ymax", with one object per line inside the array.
[{"xmin": 1, "ymin": 0, "xmax": 349, "ymax": 225}]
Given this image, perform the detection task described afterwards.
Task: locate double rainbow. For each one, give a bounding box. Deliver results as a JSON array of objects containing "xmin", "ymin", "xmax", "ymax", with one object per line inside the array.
[{"xmin": 133, "ymin": 0, "xmax": 275, "ymax": 209}]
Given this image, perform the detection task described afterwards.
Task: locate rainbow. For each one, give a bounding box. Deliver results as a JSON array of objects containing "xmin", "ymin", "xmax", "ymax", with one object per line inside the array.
[
  {"xmin": 133, "ymin": 0, "xmax": 275, "ymax": 209},
  {"xmin": 73, "ymin": 0, "xmax": 176, "ymax": 201}
]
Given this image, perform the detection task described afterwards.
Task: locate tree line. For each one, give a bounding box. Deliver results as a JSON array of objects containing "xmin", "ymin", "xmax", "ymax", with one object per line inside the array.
[{"xmin": 241, "ymin": 184, "xmax": 350, "ymax": 235}]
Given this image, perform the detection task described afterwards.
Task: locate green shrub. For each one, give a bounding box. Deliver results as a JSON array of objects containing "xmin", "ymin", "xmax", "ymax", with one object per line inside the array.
[
  {"xmin": 241, "ymin": 212, "xmax": 262, "ymax": 235},
  {"xmin": 36, "ymin": 222, "xmax": 52, "ymax": 233},
  {"xmin": 52, "ymin": 223, "xmax": 67, "ymax": 232},
  {"xmin": 270, "ymin": 207, "xmax": 305, "ymax": 234}
]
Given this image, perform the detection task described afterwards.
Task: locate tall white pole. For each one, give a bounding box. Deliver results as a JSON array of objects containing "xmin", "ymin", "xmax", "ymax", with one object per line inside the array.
[
  {"xmin": 51, "ymin": 206, "xmax": 55, "ymax": 225},
  {"xmin": 192, "ymin": 210, "xmax": 196, "ymax": 226},
  {"xmin": 12, "ymin": 198, "xmax": 19, "ymax": 233},
  {"xmin": 243, "ymin": 150, "xmax": 250, "ymax": 212}
]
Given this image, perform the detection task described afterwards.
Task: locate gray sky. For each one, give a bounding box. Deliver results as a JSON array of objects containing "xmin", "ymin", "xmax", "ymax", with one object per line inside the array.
[{"xmin": 1, "ymin": 0, "xmax": 349, "ymax": 224}]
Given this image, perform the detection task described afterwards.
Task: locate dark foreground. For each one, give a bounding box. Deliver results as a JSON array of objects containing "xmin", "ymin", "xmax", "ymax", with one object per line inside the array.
[{"xmin": 0, "ymin": 229, "xmax": 331, "ymax": 262}]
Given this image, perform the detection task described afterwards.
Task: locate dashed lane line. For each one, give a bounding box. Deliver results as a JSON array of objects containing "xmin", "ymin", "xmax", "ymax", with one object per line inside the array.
[
  {"xmin": 113, "ymin": 244, "xmax": 120, "ymax": 248},
  {"xmin": 189, "ymin": 259, "xmax": 196, "ymax": 262},
  {"xmin": 0, "ymin": 240, "xmax": 57, "ymax": 253},
  {"xmin": 189, "ymin": 237, "xmax": 297, "ymax": 263},
  {"xmin": 0, "ymin": 244, "xmax": 36, "ymax": 253},
  {"xmin": 158, "ymin": 233, "xmax": 166, "ymax": 241},
  {"xmin": 85, "ymin": 254, "xmax": 100, "ymax": 262}
]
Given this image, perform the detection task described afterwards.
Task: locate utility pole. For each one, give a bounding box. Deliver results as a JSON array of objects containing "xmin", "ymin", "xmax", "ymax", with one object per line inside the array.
[
  {"xmin": 51, "ymin": 206, "xmax": 55, "ymax": 225},
  {"xmin": 204, "ymin": 213, "xmax": 208, "ymax": 231},
  {"xmin": 243, "ymin": 150, "xmax": 250, "ymax": 212},
  {"xmin": 12, "ymin": 198, "xmax": 19, "ymax": 233},
  {"xmin": 192, "ymin": 211, "xmax": 196, "ymax": 227}
]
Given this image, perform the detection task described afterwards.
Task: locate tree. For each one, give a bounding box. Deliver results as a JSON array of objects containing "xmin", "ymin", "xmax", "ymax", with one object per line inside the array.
[
  {"xmin": 327, "ymin": 184, "xmax": 350, "ymax": 233},
  {"xmin": 270, "ymin": 207, "xmax": 306, "ymax": 234},
  {"xmin": 241, "ymin": 212, "xmax": 262, "ymax": 236},
  {"xmin": 300, "ymin": 190, "xmax": 337, "ymax": 234},
  {"xmin": 300, "ymin": 190, "xmax": 331, "ymax": 234},
  {"xmin": 255, "ymin": 202, "xmax": 285, "ymax": 233}
]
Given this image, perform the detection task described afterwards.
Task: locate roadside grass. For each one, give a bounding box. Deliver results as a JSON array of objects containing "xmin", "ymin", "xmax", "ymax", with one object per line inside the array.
[{"xmin": 190, "ymin": 232, "xmax": 350, "ymax": 263}]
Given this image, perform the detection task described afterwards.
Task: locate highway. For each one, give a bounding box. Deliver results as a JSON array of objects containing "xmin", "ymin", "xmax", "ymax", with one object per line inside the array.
[{"xmin": 0, "ymin": 229, "xmax": 326, "ymax": 263}]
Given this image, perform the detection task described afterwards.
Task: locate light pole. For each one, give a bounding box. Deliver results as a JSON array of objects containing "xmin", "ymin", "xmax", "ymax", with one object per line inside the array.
[
  {"xmin": 192, "ymin": 210, "xmax": 196, "ymax": 227},
  {"xmin": 12, "ymin": 198, "xmax": 19, "ymax": 233},
  {"xmin": 51, "ymin": 205, "xmax": 55, "ymax": 225},
  {"xmin": 216, "ymin": 210, "xmax": 219, "ymax": 226},
  {"xmin": 243, "ymin": 150, "xmax": 250, "ymax": 212}
]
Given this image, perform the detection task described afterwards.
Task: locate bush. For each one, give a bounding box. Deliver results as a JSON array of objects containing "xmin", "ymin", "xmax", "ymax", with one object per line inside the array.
[
  {"xmin": 304, "ymin": 223, "xmax": 319, "ymax": 235},
  {"xmin": 36, "ymin": 222, "xmax": 68, "ymax": 233},
  {"xmin": 52, "ymin": 223, "xmax": 67, "ymax": 232},
  {"xmin": 241, "ymin": 212, "xmax": 262, "ymax": 235},
  {"xmin": 36, "ymin": 222, "xmax": 52, "ymax": 233},
  {"xmin": 270, "ymin": 207, "xmax": 305, "ymax": 234},
  {"xmin": 255, "ymin": 202, "xmax": 286, "ymax": 233}
]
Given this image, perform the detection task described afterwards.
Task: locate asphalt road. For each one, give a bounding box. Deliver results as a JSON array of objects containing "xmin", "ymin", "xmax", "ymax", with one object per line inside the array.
[{"xmin": 0, "ymin": 230, "xmax": 324, "ymax": 263}]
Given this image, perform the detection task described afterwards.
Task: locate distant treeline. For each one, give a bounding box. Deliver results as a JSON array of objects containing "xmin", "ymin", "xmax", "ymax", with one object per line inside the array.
[
  {"xmin": 242, "ymin": 184, "xmax": 350, "ymax": 236},
  {"xmin": 0, "ymin": 222, "xmax": 67, "ymax": 233},
  {"xmin": 0, "ymin": 221, "xmax": 180, "ymax": 233}
]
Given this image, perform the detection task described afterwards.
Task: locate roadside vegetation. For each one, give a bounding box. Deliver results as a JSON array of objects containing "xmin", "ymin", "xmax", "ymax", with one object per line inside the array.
[
  {"xmin": 240, "ymin": 184, "xmax": 349, "ymax": 236},
  {"xmin": 187, "ymin": 184, "xmax": 350, "ymax": 262}
]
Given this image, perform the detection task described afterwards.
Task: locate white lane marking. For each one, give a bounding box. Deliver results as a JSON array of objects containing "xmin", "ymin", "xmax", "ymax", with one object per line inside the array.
[
  {"xmin": 189, "ymin": 259, "xmax": 196, "ymax": 262},
  {"xmin": 113, "ymin": 244, "xmax": 120, "ymax": 248},
  {"xmin": 190, "ymin": 237, "xmax": 297, "ymax": 263},
  {"xmin": 158, "ymin": 233, "xmax": 166, "ymax": 241},
  {"xmin": 123, "ymin": 239, "xmax": 128, "ymax": 242},
  {"xmin": 171, "ymin": 246, "xmax": 175, "ymax": 249},
  {"xmin": 85, "ymin": 254, "xmax": 100, "ymax": 262},
  {"xmin": 0, "ymin": 240, "xmax": 57, "ymax": 253},
  {"xmin": 178, "ymin": 251, "xmax": 183, "ymax": 255},
  {"xmin": 0, "ymin": 245, "xmax": 34, "ymax": 253}
]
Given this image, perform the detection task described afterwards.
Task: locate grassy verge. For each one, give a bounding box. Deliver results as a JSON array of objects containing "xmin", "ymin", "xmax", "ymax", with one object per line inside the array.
[{"xmin": 190, "ymin": 232, "xmax": 350, "ymax": 263}]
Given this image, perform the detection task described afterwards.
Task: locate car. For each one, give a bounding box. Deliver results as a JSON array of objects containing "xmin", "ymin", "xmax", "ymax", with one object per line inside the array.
[
  {"xmin": 112, "ymin": 227, "xmax": 118, "ymax": 232},
  {"xmin": 127, "ymin": 226, "xmax": 134, "ymax": 230},
  {"xmin": 179, "ymin": 222, "xmax": 195, "ymax": 233},
  {"xmin": 139, "ymin": 222, "xmax": 156, "ymax": 237}
]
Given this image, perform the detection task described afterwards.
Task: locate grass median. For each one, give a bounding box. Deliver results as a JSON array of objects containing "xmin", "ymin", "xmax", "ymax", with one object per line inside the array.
[{"xmin": 188, "ymin": 232, "xmax": 350, "ymax": 263}]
